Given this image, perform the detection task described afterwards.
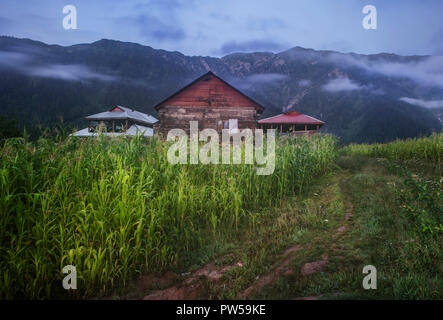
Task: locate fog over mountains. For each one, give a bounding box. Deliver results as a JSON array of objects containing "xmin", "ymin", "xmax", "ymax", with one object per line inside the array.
[{"xmin": 0, "ymin": 36, "xmax": 441, "ymax": 143}]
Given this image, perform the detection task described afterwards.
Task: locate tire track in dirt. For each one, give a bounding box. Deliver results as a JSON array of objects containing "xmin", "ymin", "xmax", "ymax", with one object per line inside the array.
[
  {"xmin": 240, "ymin": 244, "xmax": 304, "ymax": 298},
  {"xmin": 241, "ymin": 198, "xmax": 354, "ymax": 300},
  {"xmin": 294, "ymin": 201, "xmax": 354, "ymax": 300}
]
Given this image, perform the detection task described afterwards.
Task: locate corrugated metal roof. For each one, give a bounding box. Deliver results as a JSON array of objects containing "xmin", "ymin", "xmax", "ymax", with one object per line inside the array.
[
  {"xmin": 71, "ymin": 124, "xmax": 154, "ymax": 137},
  {"xmin": 258, "ymin": 110, "xmax": 324, "ymax": 125},
  {"xmin": 86, "ymin": 105, "xmax": 158, "ymax": 126}
]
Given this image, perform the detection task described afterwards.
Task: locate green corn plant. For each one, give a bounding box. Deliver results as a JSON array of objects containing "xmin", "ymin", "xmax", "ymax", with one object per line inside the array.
[{"xmin": 0, "ymin": 132, "xmax": 337, "ymax": 299}]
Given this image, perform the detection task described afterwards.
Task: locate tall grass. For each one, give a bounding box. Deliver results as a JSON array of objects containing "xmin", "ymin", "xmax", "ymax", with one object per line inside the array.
[
  {"xmin": 343, "ymin": 133, "xmax": 442, "ymax": 167},
  {"xmin": 343, "ymin": 133, "xmax": 442, "ymax": 235},
  {"xmin": 0, "ymin": 133, "xmax": 337, "ymax": 299}
]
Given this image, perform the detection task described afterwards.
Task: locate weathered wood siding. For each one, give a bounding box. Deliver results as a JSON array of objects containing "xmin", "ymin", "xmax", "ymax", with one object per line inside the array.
[{"xmin": 155, "ymin": 73, "xmax": 263, "ymax": 135}]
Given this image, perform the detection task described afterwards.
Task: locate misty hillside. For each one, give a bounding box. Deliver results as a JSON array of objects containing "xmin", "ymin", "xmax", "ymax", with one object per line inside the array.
[{"xmin": 0, "ymin": 36, "xmax": 441, "ymax": 143}]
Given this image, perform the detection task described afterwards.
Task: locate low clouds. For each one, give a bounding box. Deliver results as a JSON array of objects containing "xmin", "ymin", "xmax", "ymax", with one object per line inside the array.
[
  {"xmin": 27, "ymin": 64, "xmax": 115, "ymax": 81},
  {"xmin": 0, "ymin": 50, "xmax": 29, "ymax": 66},
  {"xmin": 218, "ymin": 40, "xmax": 288, "ymax": 55},
  {"xmin": 244, "ymin": 73, "xmax": 288, "ymax": 84},
  {"xmin": 370, "ymin": 57, "xmax": 443, "ymax": 89},
  {"xmin": 322, "ymin": 77, "xmax": 363, "ymax": 92},
  {"xmin": 322, "ymin": 76, "xmax": 384, "ymax": 94},
  {"xmin": 400, "ymin": 97, "xmax": 443, "ymax": 109},
  {"xmin": 325, "ymin": 53, "xmax": 443, "ymax": 89},
  {"xmin": 0, "ymin": 50, "xmax": 115, "ymax": 82},
  {"xmin": 233, "ymin": 73, "xmax": 288, "ymax": 89}
]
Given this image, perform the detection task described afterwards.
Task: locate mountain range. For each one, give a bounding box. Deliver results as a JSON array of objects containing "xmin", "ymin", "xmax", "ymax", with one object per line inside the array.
[{"xmin": 0, "ymin": 36, "xmax": 442, "ymax": 143}]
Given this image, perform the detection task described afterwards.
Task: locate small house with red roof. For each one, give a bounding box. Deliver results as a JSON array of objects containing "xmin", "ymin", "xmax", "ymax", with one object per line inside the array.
[{"xmin": 258, "ymin": 110, "xmax": 324, "ymax": 135}]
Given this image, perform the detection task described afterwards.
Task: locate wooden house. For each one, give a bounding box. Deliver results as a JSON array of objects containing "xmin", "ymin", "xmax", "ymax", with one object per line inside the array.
[
  {"xmin": 154, "ymin": 71, "xmax": 264, "ymax": 134},
  {"xmin": 258, "ymin": 110, "xmax": 324, "ymax": 135}
]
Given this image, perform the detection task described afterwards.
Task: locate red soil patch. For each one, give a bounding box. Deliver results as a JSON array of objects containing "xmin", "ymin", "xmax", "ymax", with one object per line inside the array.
[
  {"xmin": 185, "ymin": 262, "xmax": 234, "ymax": 284},
  {"xmin": 241, "ymin": 244, "xmax": 303, "ymax": 298},
  {"xmin": 142, "ymin": 255, "xmax": 236, "ymax": 300},
  {"xmin": 337, "ymin": 226, "xmax": 347, "ymax": 234},
  {"xmin": 300, "ymin": 254, "xmax": 329, "ymax": 276}
]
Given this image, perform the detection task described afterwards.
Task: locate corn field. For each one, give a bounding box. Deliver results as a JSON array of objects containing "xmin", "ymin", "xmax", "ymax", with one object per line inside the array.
[{"xmin": 0, "ymin": 133, "xmax": 337, "ymax": 299}]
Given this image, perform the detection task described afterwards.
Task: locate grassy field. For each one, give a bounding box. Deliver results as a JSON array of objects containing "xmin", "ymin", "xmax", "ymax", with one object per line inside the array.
[
  {"xmin": 260, "ymin": 157, "xmax": 441, "ymax": 300},
  {"xmin": 1, "ymin": 132, "xmax": 441, "ymax": 300},
  {"xmin": 0, "ymin": 133, "xmax": 337, "ymax": 299},
  {"xmin": 343, "ymin": 132, "xmax": 442, "ymax": 167}
]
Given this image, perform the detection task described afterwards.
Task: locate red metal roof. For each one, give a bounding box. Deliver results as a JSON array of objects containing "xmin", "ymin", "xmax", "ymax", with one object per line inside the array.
[{"xmin": 258, "ymin": 110, "xmax": 324, "ymax": 125}]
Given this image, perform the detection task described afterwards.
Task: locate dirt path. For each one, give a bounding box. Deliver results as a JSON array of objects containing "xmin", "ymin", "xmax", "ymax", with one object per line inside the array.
[
  {"xmin": 293, "ymin": 201, "xmax": 354, "ymax": 300},
  {"xmin": 136, "ymin": 173, "xmax": 356, "ymax": 300},
  {"xmin": 241, "ymin": 198, "xmax": 354, "ymax": 300},
  {"xmin": 240, "ymin": 244, "xmax": 304, "ymax": 298}
]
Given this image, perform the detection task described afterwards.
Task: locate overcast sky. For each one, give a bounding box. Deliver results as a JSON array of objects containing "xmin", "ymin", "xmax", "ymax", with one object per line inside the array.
[{"xmin": 1, "ymin": 0, "xmax": 442, "ymax": 57}]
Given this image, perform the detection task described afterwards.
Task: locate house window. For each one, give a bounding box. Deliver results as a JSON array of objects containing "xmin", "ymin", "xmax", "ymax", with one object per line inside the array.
[
  {"xmin": 220, "ymin": 119, "xmax": 238, "ymax": 133},
  {"xmin": 229, "ymin": 119, "xmax": 238, "ymax": 134},
  {"xmin": 295, "ymin": 125, "xmax": 305, "ymax": 131},
  {"xmin": 307, "ymin": 125, "xmax": 317, "ymax": 131}
]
